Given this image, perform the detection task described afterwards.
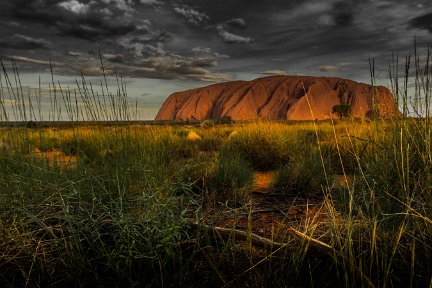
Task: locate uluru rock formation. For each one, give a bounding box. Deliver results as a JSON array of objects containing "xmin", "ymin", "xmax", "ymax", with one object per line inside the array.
[{"xmin": 155, "ymin": 75, "xmax": 399, "ymax": 121}]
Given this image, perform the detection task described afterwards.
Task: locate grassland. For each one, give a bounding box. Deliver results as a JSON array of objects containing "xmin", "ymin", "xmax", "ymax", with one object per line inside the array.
[
  {"xmin": 0, "ymin": 54, "xmax": 431, "ymax": 287},
  {"xmin": 0, "ymin": 117, "xmax": 430, "ymax": 287}
]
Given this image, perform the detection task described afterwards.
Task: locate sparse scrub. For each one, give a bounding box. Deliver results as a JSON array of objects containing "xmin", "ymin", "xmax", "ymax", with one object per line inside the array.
[
  {"xmin": 272, "ymin": 150, "xmax": 330, "ymax": 197},
  {"xmin": 220, "ymin": 123, "xmax": 292, "ymax": 170},
  {"xmin": 0, "ymin": 51, "xmax": 432, "ymax": 288},
  {"xmin": 332, "ymin": 103, "xmax": 352, "ymax": 119},
  {"xmin": 210, "ymin": 149, "xmax": 253, "ymax": 195},
  {"xmin": 195, "ymin": 126, "xmax": 231, "ymax": 152},
  {"xmin": 200, "ymin": 119, "xmax": 215, "ymax": 129},
  {"xmin": 175, "ymin": 153, "xmax": 217, "ymax": 195}
]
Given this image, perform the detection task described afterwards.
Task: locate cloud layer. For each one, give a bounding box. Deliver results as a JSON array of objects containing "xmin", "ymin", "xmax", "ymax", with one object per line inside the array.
[{"xmin": 0, "ymin": 0, "xmax": 431, "ymax": 86}]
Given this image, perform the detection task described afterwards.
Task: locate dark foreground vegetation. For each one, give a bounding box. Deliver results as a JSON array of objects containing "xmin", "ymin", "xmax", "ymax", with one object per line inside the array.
[{"xmin": 0, "ymin": 52, "xmax": 431, "ymax": 287}]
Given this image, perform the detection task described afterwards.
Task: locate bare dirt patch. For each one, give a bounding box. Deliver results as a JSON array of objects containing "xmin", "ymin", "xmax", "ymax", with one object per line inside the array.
[
  {"xmin": 199, "ymin": 171, "xmax": 328, "ymax": 243},
  {"xmin": 252, "ymin": 171, "xmax": 276, "ymax": 193},
  {"xmin": 34, "ymin": 148, "xmax": 77, "ymax": 168}
]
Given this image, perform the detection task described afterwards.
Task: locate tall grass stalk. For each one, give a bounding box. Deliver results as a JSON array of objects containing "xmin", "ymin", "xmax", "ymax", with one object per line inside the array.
[{"xmin": 0, "ymin": 56, "xmax": 135, "ymax": 122}]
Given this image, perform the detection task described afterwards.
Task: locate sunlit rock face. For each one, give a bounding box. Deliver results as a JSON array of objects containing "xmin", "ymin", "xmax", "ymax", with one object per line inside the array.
[{"xmin": 155, "ymin": 75, "xmax": 398, "ymax": 121}]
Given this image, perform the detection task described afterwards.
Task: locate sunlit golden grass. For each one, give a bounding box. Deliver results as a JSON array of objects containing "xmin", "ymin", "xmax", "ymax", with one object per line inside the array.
[
  {"xmin": 0, "ymin": 118, "xmax": 430, "ymax": 287},
  {"xmin": 1, "ymin": 50, "xmax": 432, "ymax": 287}
]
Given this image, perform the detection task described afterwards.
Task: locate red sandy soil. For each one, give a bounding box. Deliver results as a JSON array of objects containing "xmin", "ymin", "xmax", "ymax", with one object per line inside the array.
[
  {"xmin": 29, "ymin": 153, "xmax": 330, "ymax": 242},
  {"xmin": 34, "ymin": 148, "xmax": 77, "ymax": 167},
  {"xmin": 199, "ymin": 171, "xmax": 329, "ymax": 243}
]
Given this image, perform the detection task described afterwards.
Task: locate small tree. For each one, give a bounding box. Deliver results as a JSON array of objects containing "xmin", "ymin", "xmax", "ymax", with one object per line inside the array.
[
  {"xmin": 332, "ymin": 104, "xmax": 352, "ymax": 119},
  {"xmin": 201, "ymin": 119, "xmax": 215, "ymax": 129},
  {"xmin": 218, "ymin": 115, "xmax": 233, "ymax": 124},
  {"xmin": 365, "ymin": 106, "xmax": 381, "ymax": 120}
]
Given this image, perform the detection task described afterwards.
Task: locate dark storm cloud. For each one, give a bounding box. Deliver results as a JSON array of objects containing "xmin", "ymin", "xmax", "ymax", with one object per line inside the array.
[
  {"xmin": 0, "ymin": 42, "xmax": 46, "ymax": 50},
  {"xmin": 2, "ymin": 0, "xmax": 143, "ymax": 41},
  {"xmin": 212, "ymin": 17, "xmax": 251, "ymax": 44},
  {"xmin": 54, "ymin": 3, "xmax": 144, "ymax": 41},
  {"xmin": 138, "ymin": 0, "xmax": 161, "ymax": 4},
  {"xmin": 0, "ymin": 34, "xmax": 51, "ymax": 50},
  {"xmin": 111, "ymin": 56, "xmax": 229, "ymax": 82},
  {"xmin": 0, "ymin": 0, "xmax": 234, "ymax": 81},
  {"xmin": 59, "ymin": 21, "xmax": 138, "ymax": 41},
  {"xmin": 5, "ymin": 0, "xmax": 59, "ymax": 26},
  {"xmin": 119, "ymin": 51, "xmax": 229, "ymax": 81},
  {"xmin": 331, "ymin": 1, "xmax": 354, "ymax": 26},
  {"xmin": 10, "ymin": 48, "xmax": 229, "ymax": 82},
  {"xmin": 225, "ymin": 18, "xmax": 247, "ymax": 29},
  {"xmin": 409, "ymin": 13, "xmax": 432, "ymax": 33},
  {"xmin": 1, "ymin": 0, "xmax": 432, "ymax": 85},
  {"xmin": 191, "ymin": 0, "xmax": 432, "ymax": 80}
]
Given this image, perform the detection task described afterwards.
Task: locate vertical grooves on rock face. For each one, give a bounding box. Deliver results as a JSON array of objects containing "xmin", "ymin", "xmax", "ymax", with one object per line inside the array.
[
  {"xmin": 285, "ymin": 82, "xmax": 312, "ymax": 118},
  {"xmin": 193, "ymin": 92, "xmax": 202, "ymax": 116},
  {"xmin": 293, "ymin": 78, "xmax": 311, "ymax": 99},
  {"xmin": 175, "ymin": 92, "xmax": 194, "ymax": 120},
  {"xmin": 173, "ymin": 94, "xmax": 185, "ymax": 120},
  {"xmin": 211, "ymin": 82, "xmax": 243, "ymax": 118},
  {"xmin": 209, "ymin": 87, "xmax": 226, "ymax": 119},
  {"xmin": 256, "ymin": 77, "xmax": 290, "ymax": 116},
  {"xmin": 224, "ymin": 84, "xmax": 254, "ymax": 116},
  {"xmin": 156, "ymin": 76, "xmax": 398, "ymax": 120}
]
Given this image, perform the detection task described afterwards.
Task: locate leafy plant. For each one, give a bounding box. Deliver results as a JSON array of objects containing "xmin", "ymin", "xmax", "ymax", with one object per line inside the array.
[
  {"xmin": 272, "ymin": 151, "xmax": 329, "ymax": 196},
  {"xmin": 332, "ymin": 104, "xmax": 352, "ymax": 119}
]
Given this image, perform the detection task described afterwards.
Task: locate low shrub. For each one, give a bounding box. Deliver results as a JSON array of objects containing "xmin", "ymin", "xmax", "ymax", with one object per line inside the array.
[
  {"xmin": 272, "ymin": 151, "xmax": 330, "ymax": 197},
  {"xmin": 221, "ymin": 128, "xmax": 290, "ymax": 170},
  {"xmin": 195, "ymin": 128, "xmax": 231, "ymax": 152},
  {"xmin": 210, "ymin": 150, "xmax": 253, "ymax": 193},
  {"xmin": 175, "ymin": 155, "xmax": 217, "ymax": 195},
  {"xmin": 201, "ymin": 119, "xmax": 215, "ymax": 129},
  {"xmin": 320, "ymin": 141, "xmax": 360, "ymax": 175}
]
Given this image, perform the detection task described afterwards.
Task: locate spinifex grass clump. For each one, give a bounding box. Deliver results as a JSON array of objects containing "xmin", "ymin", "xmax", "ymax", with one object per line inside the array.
[
  {"xmin": 220, "ymin": 122, "xmax": 294, "ymax": 170},
  {"xmin": 211, "ymin": 149, "xmax": 253, "ymax": 194},
  {"xmin": 272, "ymin": 149, "xmax": 328, "ymax": 197},
  {"xmin": 220, "ymin": 124, "xmax": 277, "ymax": 170},
  {"xmin": 195, "ymin": 126, "xmax": 233, "ymax": 152}
]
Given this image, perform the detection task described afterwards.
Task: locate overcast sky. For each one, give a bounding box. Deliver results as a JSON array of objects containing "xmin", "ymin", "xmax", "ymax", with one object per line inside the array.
[{"xmin": 0, "ymin": 0, "xmax": 431, "ymax": 110}]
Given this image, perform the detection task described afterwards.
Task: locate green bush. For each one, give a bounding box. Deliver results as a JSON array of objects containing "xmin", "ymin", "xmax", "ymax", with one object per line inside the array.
[
  {"xmin": 210, "ymin": 150, "xmax": 253, "ymax": 192},
  {"xmin": 196, "ymin": 128, "xmax": 227, "ymax": 152},
  {"xmin": 221, "ymin": 129, "xmax": 290, "ymax": 170},
  {"xmin": 295, "ymin": 128, "xmax": 333, "ymax": 145},
  {"xmin": 320, "ymin": 140, "xmax": 362, "ymax": 175},
  {"xmin": 217, "ymin": 115, "xmax": 233, "ymax": 124},
  {"xmin": 201, "ymin": 119, "xmax": 215, "ymax": 129},
  {"xmin": 332, "ymin": 104, "xmax": 352, "ymax": 119},
  {"xmin": 175, "ymin": 155, "xmax": 217, "ymax": 194},
  {"xmin": 272, "ymin": 151, "xmax": 329, "ymax": 197},
  {"xmin": 365, "ymin": 106, "xmax": 381, "ymax": 119},
  {"xmin": 148, "ymin": 133, "xmax": 198, "ymax": 165}
]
